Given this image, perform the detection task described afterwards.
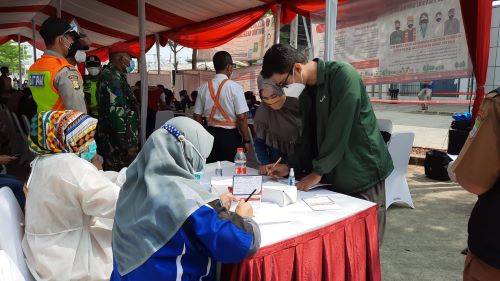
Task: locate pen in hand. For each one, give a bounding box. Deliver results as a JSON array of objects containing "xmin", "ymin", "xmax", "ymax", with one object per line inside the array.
[
  {"xmin": 245, "ymin": 189, "xmax": 257, "ymax": 202},
  {"xmin": 270, "ymin": 157, "xmax": 282, "ymax": 170},
  {"xmin": 266, "ymin": 157, "xmax": 282, "ymax": 177}
]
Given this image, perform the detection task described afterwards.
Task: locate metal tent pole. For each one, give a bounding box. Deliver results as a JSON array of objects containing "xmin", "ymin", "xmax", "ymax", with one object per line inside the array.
[
  {"xmin": 155, "ymin": 33, "xmax": 161, "ymax": 74},
  {"xmin": 31, "ymin": 19, "xmax": 37, "ymax": 60},
  {"xmin": 138, "ymin": 0, "xmax": 148, "ymax": 145},
  {"xmin": 302, "ymin": 16, "xmax": 313, "ymax": 59},
  {"xmin": 18, "ymin": 34, "xmax": 22, "ymax": 86},
  {"xmin": 324, "ymin": 0, "xmax": 338, "ymax": 61},
  {"xmin": 274, "ymin": 4, "xmax": 281, "ymax": 44},
  {"xmin": 57, "ymin": 0, "xmax": 62, "ymax": 18},
  {"xmin": 290, "ymin": 15, "xmax": 298, "ymax": 48}
]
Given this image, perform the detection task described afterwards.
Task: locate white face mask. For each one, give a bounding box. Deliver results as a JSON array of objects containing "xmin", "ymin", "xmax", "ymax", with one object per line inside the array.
[
  {"xmin": 87, "ymin": 67, "xmax": 100, "ymax": 76},
  {"xmin": 283, "ymin": 68, "xmax": 306, "ymax": 98},
  {"xmin": 74, "ymin": 50, "xmax": 86, "ymax": 63}
]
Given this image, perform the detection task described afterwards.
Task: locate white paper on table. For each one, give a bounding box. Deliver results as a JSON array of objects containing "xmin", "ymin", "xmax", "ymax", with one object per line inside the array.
[
  {"xmin": 252, "ymin": 202, "xmax": 293, "ymax": 225},
  {"xmin": 262, "ymin": 176, "xmax": 332, "ymax": 191},
  {"xmin": 262, "ymin": 181, "xmax": 297, "ymax": 207},
  {"xmin": 232, "ymin": 175, "xmax": 263, "ymax": 204},
  {"xmin": 210, "ymin": 176, "xmax": 233, "ymax": 195},
  {"xmin": 303, "ymin": 196, "xmax": 341, "ymax": 211}
]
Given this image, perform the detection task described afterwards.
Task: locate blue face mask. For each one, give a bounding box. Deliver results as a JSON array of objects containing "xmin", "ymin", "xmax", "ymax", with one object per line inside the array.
[
  {"xmin": 126, "ymin": 59, "xmax": 135, "ymax": 73},
  {"xmin": 80, "ymin": 141, "xmax": 97, "ymax": 162}
]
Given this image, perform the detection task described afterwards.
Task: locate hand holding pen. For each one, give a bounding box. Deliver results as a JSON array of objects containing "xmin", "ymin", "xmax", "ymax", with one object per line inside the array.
[{"xmin": 265, "ymin": 157, "xmax": 289, "ymax": 178}]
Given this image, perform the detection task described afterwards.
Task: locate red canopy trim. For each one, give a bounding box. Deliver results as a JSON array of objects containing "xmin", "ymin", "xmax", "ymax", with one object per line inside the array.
[
  {"xmin": 97, "ymin": 0, "xmax": 194, "ymax": 29},
  {"xmin": 0, "ymin": 22, "xmax": 33, "ymax": 29},
  {"xmin": 0, "ymin": 22, "xmax": 104, "ymax": 50},
  {"xmin": 38, "ymin": 5, "xmax": 136, "ymax": 41},
  {"xmin": 0, "ymin": 5, "xmax": 47, "ymax": 13},
  {"xmin": 87, "ymin": 35, "xmax": 156, "ymax": 62},
  {"xmin": 0, "ymin": 5, "xmax": 136, "ymax": 41},
  {"xmin": 160, "ymin": 4, "xmax": 273, "ymax": 49},
  {"xmin": 0, "ymin": 35, "xmax": 46, "ymax": 50}
]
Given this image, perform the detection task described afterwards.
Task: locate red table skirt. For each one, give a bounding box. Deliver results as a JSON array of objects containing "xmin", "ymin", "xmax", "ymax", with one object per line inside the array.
[{"xmin": 222, "ymin": 206, "xmax": 381, "ymax": 281}]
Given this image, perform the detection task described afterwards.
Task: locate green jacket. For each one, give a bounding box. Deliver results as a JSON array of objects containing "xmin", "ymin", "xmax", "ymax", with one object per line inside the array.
[{"xmin": 290, "ymin": 59, "xmax": 393, "ymax": 194}]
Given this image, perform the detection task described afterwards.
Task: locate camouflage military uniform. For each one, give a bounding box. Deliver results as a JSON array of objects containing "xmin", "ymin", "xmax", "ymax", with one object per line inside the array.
[{"xmin": 96, "ymin": 63, "xmax": 139, "ymax": 171}]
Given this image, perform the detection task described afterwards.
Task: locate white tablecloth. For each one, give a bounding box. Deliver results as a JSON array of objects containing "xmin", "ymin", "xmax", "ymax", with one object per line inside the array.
[{"xmin": 203, "ymin": 161, "xmax": 376, "ymax": 247}]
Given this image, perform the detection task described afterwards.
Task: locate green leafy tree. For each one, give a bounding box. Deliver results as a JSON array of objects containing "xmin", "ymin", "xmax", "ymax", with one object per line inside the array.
[{"xmin": 0, "ymin": 41, "xmax": 31, "ymax": 77}]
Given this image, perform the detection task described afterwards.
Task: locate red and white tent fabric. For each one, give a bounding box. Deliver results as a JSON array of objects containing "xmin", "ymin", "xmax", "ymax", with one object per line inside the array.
[{"xmin": 0, "ymin": 0, "xmax": 327, "ymax": 61}]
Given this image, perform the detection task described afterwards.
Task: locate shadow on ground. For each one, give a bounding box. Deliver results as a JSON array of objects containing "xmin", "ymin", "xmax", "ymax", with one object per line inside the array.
[{"xmin": 381, "ymin": 165, "xmax": 476, "ymax": 281}]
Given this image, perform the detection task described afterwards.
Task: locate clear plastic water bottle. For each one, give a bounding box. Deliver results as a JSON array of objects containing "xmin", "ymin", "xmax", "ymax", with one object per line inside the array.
[
  {"xmin": 234, "ymin": 147, "xmax": 247, "ymax": 175},
  {"xmin": 215, "ymin": 161, "xmax": 223, "ymax": 176}
]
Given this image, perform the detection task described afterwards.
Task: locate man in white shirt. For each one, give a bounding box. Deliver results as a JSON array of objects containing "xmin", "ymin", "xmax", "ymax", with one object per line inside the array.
[{"xmin": 194, "ymin": 51, "xmax": 251, "ymax": 162}]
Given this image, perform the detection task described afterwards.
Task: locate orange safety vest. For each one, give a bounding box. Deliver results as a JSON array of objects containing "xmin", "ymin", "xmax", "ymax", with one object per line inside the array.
[
  {"xmin": 28, "ymin": 54, "xmax": 74, "ymax": 112},
  {"xmin": 207, "ymin": 79, "xmax": 237, "ymax": 127}
]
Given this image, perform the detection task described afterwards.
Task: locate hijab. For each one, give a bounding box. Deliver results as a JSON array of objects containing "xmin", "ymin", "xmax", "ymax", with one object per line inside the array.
[
  {"xmin": 112, "ymin": 117, "xmax": 218, "ymax": 275},
  {"xmin": 254, "ymin": 76, "xmax": 301, "ymax": 154},
  {"xmin": 28, "ymin": 110, "xmax": 97, "ymax": 155}
]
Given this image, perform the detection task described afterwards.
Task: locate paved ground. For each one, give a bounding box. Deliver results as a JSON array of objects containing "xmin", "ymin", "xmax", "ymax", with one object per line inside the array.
[
  {"xmin": 381, "ymin": 165, "xmax": 476, "ymax": 281},
  {"xmin": 376, "ymin": 103, "xmax": 477, "ymax": 281},
  {"xmin": 372, "ymin": 103, "xmax": 469, "ymax": 149}
]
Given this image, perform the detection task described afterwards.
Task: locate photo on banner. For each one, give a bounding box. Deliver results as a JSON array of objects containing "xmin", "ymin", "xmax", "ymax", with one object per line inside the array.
[{"xmin": 310, "ymin": 0, "xmax": 472, "ymax": 85}]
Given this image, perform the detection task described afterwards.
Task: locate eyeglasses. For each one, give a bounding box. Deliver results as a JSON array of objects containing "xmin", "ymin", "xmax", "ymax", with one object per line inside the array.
[{"xmin": 277, "ymin": 66, "xmax": 294, "ymax": 88}]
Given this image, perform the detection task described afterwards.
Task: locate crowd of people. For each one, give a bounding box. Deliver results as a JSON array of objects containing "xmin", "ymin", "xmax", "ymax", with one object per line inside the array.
[{"xmin": 0, "ymin": 14, "xmax": 498, "ymax": 281}]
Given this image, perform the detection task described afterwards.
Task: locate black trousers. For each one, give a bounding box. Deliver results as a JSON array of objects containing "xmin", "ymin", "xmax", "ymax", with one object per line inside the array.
[{"xmin": 206, "ymin": 126, "xmax": 242, "ymax": 163}]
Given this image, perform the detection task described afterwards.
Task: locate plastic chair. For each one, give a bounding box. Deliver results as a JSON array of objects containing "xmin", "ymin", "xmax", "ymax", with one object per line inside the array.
[
  {"xmin": 0, "ymin": 188, "xmax": 34, "ymax": 281},
  {"xmin": 0, "ymin": 250, "xmax": 26, "ymax": 281},
  {"xmin": 155, "ymin": 110, "xmax": 175, "ymax": 129},
  {"xmin": 377, "ymin": 119, "xmax": 393, "ymax": 134},
  {"xmin": 385, "ymin": 131, "xmax": 415, "ymax": 209}
]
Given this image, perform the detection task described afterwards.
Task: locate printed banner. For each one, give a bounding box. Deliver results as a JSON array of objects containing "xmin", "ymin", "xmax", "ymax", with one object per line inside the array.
[
  {"xmin": 198, "ymin": 15, "xmax": 275, "ymax": 62},
  {"xmin": 311, "ymin": 0, "xmax": 472, "ymax": 84}
]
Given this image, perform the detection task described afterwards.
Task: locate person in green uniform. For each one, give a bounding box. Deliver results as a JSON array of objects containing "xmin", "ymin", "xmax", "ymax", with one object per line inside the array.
[
  {"xmin": 84, "ymin": 55, "xmax": 102, "ymax": 118},
  {"xmin": 261, "ymin": 44, "xmax": 393, "ymax": 244},
  {"xmin": 96, "ymin": 42, "xmax": 139, "ymax": 171}
]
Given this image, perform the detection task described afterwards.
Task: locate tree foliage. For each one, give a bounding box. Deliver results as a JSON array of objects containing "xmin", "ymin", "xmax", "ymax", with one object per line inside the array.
[
  {"xmin": 167, "ymin": 40, "xmax": 184, "ymax": 73},
  {"xmin": 0, "ymin": 41, "xmax": 32, "ymax": 77}
]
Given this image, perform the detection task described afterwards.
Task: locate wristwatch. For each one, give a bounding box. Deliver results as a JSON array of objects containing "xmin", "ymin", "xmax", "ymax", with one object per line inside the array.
[{"xmin": 243, "ymin": 140, "xmax": 251, "ymax": 144}]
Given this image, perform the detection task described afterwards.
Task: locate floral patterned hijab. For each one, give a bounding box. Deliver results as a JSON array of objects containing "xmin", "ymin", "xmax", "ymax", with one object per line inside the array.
[{"xmin": 28, "ymin": 110, "xmax": 97, "ymax": 155}]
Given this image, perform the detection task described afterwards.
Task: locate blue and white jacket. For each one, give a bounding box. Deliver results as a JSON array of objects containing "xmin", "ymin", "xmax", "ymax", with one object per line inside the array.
[{"xmin": 110, "ymin": 199, "xmax": 261, "ymax": 281}]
